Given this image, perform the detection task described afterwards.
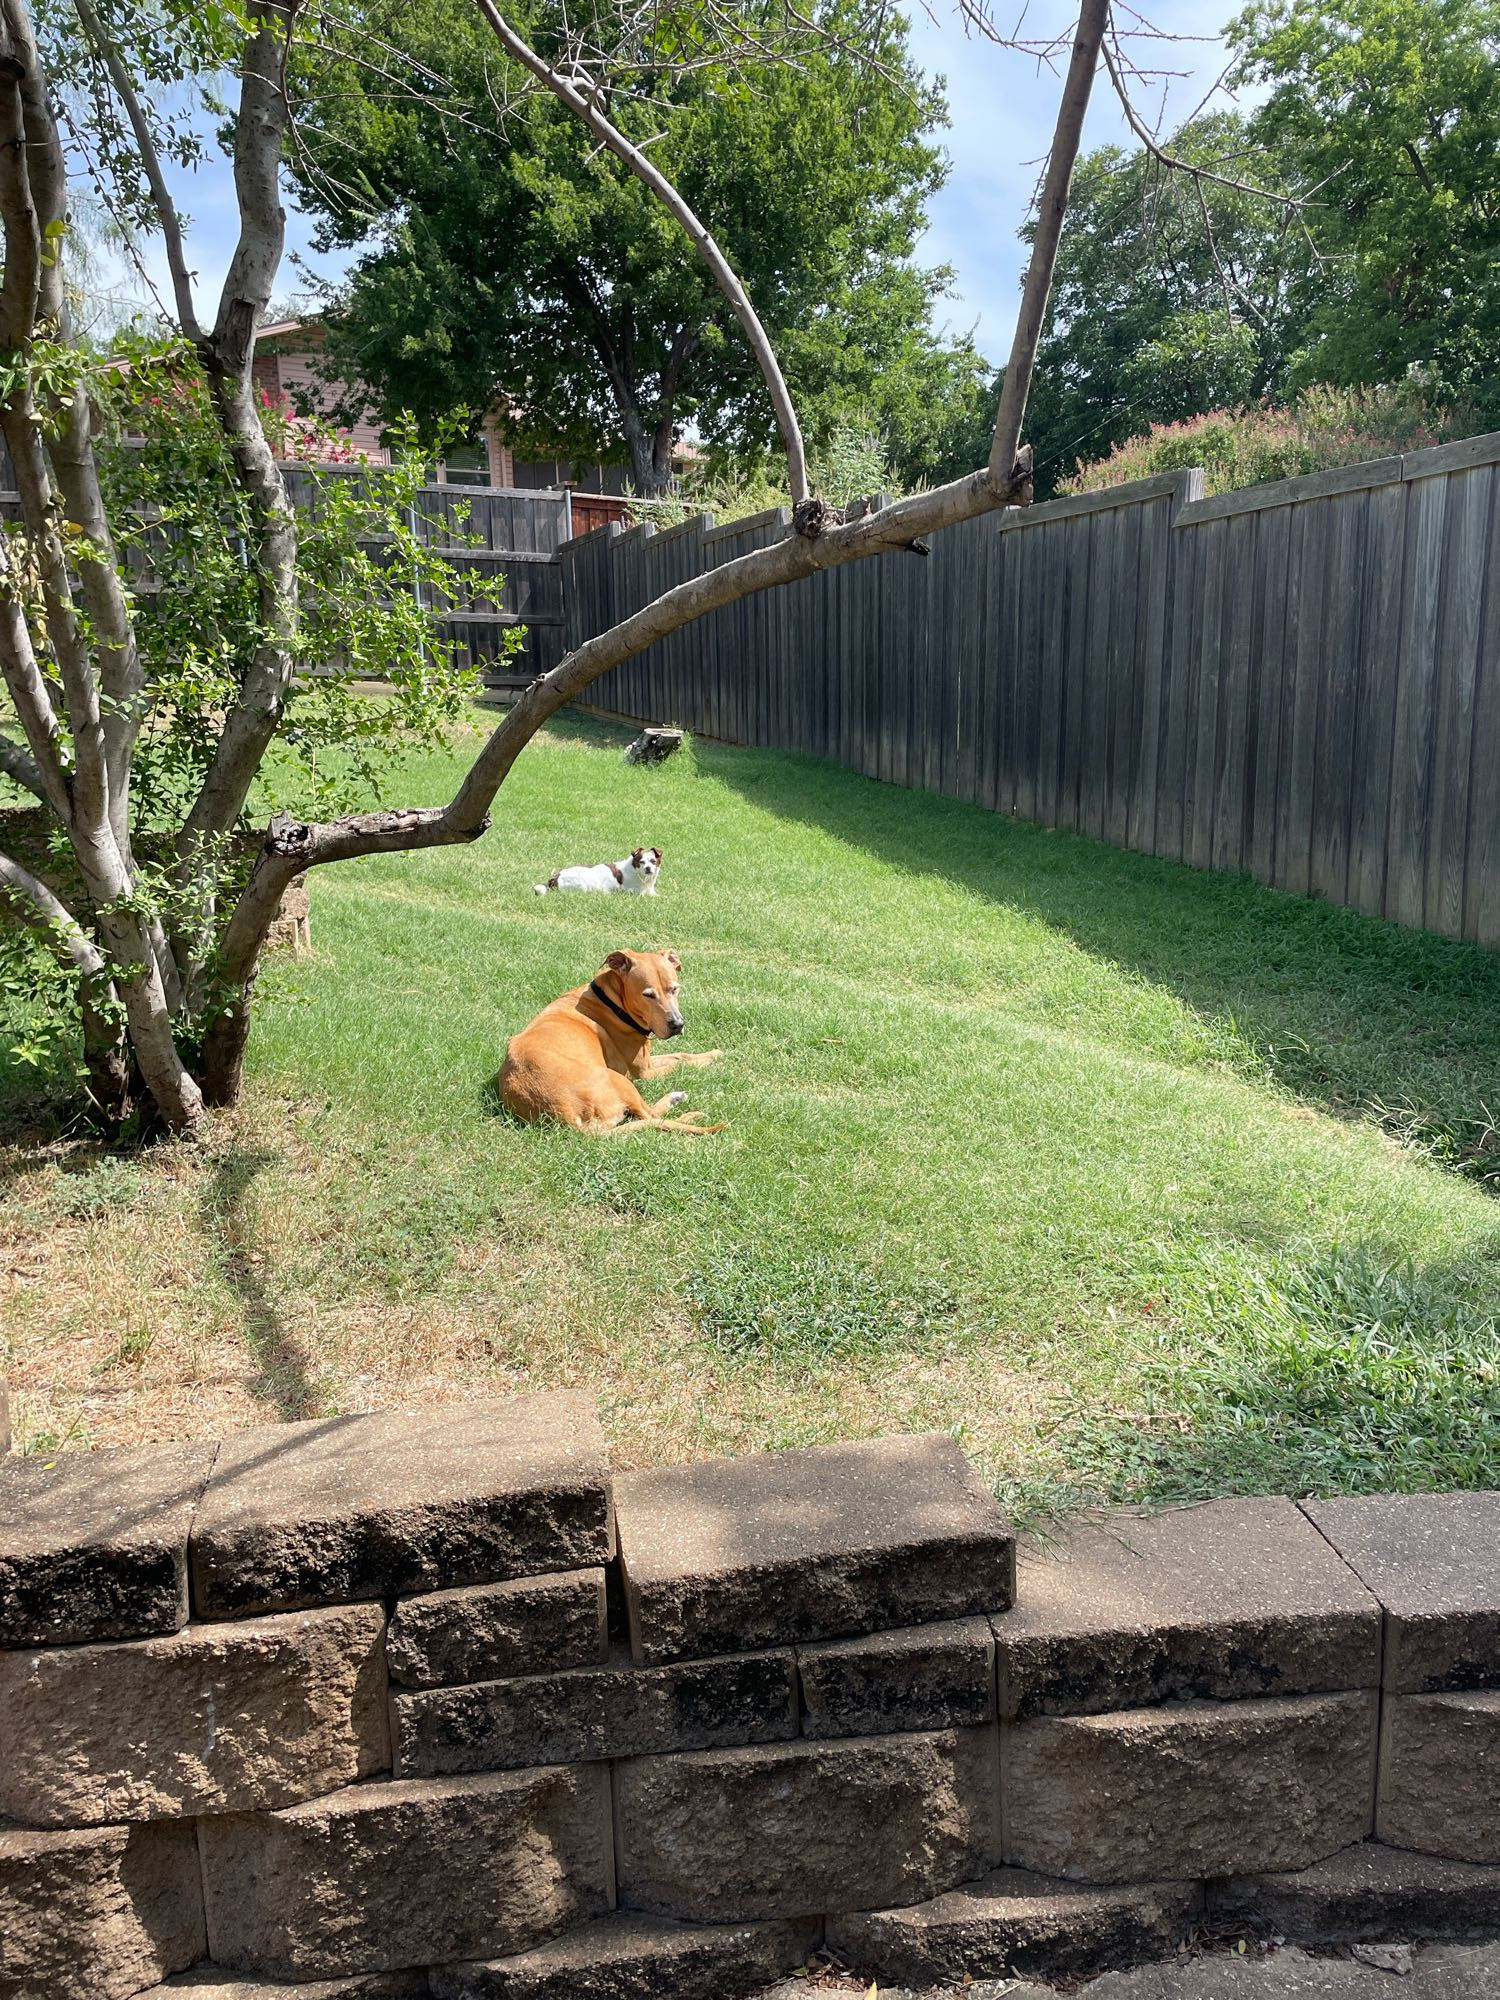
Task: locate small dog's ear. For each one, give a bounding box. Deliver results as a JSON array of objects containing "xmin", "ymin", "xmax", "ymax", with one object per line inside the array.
[
  {"xmin": 652, "ymin": 847, "xmax": 663, "ymax": 861},
  {"xmin": 664, "ymin": 949, "xmax": 681, "ymax": 967},
  {"xmin": 604, "ymin": 950, "xmax": 632, "ymax": 972},
  {"xmin": 631, "ymin": 848, "xmax": 645, "ymax": 866}
]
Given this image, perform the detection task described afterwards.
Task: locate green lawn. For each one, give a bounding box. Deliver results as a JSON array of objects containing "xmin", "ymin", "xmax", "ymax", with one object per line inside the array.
[{"xmin": 5, "ymin": 711, "xmax": 1499, "ymax": 1507}]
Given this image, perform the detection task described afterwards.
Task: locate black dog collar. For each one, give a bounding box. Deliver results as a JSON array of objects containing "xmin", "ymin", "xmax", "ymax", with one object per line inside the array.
[{"xmin": 588, "ymin": 979, "xmax": 650, "ymax": 1037}]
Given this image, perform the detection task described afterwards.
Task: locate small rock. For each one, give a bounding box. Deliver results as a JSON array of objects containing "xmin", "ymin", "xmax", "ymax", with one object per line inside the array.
[{"xmin": 1350, "ymin": 1941, "xmax": 1415, "ymax": 1974}]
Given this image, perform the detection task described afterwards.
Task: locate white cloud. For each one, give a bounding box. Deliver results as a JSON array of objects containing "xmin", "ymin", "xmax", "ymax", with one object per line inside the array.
[{"xmin": 905, "ymin": 0, "xmax": 1240, "ymax": 364}]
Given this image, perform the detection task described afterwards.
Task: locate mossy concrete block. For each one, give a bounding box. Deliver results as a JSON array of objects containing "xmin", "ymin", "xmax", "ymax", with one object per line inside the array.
[
  {"xmin": 0, "ymin": 1602, "xmax": 389, "ymax": 1826},
  {"xmin": 613, "ymin": 1724, "xmax": 1001, "ymax": 1921},
  {"xmin": 1211, "ymin": 1839, "xmax": 1500, "ymax": 1943},
  {"xmin": 0, "ymin": 1819, "xmax": 204, "ymax": 2000},
  {"xmin": 200, "ymin": 1767, "xmax": 614, "ymax": 1979},
  {"xmin": 826, "ymin": 1867, "xmax": 1200, "ymax": 1985},
  {"xmin": 429, "ymin": 1913, "xmax": 820, "ymax": 1998},
  {"xmin": 615, "ymin": 1434, "xmax": 1014, "ymax": 1665},
  {"xmin": 995, "ymin": 1499, "xmax": 1379, "ymax": 1722},
  {"xmin": 798, "ymin": 1616, "xmax": 995, "ymax": 1738},
  {"xmin": 1303, "ymin": 1494, "xmax": 1500, "ymax": 1694},
  {"xmin": 388, "ymin": 1571, "xmax": 608, "ymax": 1689},
  {"xmin": 191, "ymin": 1397, "xmax": 611, "ymax": 1620},
  {"xmin": 1003, "ymin": 1690, "xmax": 1378, "ymax": 1883},
  {"xmin": 1377, "ymin": 1690, "xmax": 1500, "ymax": 1862},
  {"xmin": 392, "ymin": 1646, "xmax": 796, "ymax": 1777},
  {"xmin": 0, "ymin": 1441, "xmax": 217, "ymax": 1645}
]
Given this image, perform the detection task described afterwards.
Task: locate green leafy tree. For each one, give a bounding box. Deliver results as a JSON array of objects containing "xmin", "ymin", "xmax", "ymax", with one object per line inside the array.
[
  {"xmin": 290, "ymin": 0, "xmax": 988, "ymax": 493},
  {"xmin": 997, "ymin": 111, "xmax": 1317, "ymax": 494},
  {"xmin": 0, "ymin": 330, "xmax": 490, "ymax": 1114},
  {"xmin": 1230, "ymin": 0, "xmax": 1500, "ymax": 412}
]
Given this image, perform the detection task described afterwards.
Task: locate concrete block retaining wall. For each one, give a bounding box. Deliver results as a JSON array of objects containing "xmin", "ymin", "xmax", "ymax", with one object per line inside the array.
[{"xmin": 1, "ymin": 1397, "xmax": 1496, "ymax": 1998}]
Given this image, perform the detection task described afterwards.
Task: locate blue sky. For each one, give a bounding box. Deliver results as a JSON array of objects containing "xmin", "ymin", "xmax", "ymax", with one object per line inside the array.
[{"xmin": 122, "ymin": 0, "xmax": 1241, "ymax": 368}]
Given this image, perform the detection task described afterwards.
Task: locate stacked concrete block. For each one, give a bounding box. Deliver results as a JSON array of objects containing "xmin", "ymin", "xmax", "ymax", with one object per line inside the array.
[
  {"xmin": 826, "ymin": 1871, "xmax": 1203, "ymax": 1987},
  {"xmin": 4, "ymin": 1406, "xmax": 1498, "ymax": 2000},
  {"xmin": 199, "ymin": 1766, "xmax": 614, "ymax": 1977},
  {"xmin": 992, "ymin": 1498, "xmax": 1381, "ymax": 1885},
  {"xmin": 0, "ymin": 1395, "xmax": 620, "ymax": 1999},
  {"xmin": 0, "ymin": 1441, "xmax": 218, "ymax": 1645},
  {"xmin": 1210, "ymin": 1842, "xmax": 1500, "ymax": 1945},
  {"xmin": 0, "ymin": 1602, "xmax": 389, "ymax": 1824},
  {"xmin": 430, "ymin": 1914, "xmax": 822, "ymax": 2000},
  {"xmin": 613, "ymin": 1432, "xmax": 1016, "ymax": 1661},
  {"xmin": 190, "ymin": 1395, "xmax": 613, "ymax": 1618},
  {"xmin": 1305, "ymin": 1493, "xmax": 1500, "ymax": 1865},
  {"xmin": 0, "ymin": 1819, "xmax": 204, "ymax": 1999}
]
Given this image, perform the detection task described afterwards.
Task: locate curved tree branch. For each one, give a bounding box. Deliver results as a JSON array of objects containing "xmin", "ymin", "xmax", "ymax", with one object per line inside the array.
[
  {"xmin": 469, "ymin": 0, "xmax": 811, "ymax": 507},
  {"xmin": 200, "ymin": 0, "xmax": 1115, "ymax": 1102}
]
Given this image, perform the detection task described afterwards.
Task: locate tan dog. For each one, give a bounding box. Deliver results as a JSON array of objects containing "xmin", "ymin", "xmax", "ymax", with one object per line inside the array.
[{"xmin": 499, "ymin": 949, "xmax": 724, "ymax": 1135}]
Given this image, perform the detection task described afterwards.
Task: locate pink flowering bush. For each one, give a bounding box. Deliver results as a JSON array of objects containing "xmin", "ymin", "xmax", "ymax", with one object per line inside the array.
[
  {"xmin": 256, "ymin": 386, "xmax": 364, "ymax": 464},
  {"xmin": 1067, "ymin": 384, "xmax": 1479, "ymax": 498}
]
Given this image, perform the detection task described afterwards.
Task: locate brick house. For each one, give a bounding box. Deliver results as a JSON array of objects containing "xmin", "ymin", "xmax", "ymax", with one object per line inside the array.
[{"xmin": 252, "ymin": 318, "xmax": 650, "ymax": 525}]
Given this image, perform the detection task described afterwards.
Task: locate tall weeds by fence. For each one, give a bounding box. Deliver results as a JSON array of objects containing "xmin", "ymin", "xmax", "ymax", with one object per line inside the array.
[{"xmin": 562, "ymin": 434, "xmax": 1500, "ymax": 950}]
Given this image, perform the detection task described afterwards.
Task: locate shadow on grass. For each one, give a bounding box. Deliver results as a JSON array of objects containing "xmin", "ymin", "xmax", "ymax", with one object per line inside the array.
[
  {"xmin": 687, "ymin": 735, "xmax": 1500, "ymax": 1184},
  {"xmin": 199, "ymin": 1146, "xmax": 325, "ymax": 1421}
]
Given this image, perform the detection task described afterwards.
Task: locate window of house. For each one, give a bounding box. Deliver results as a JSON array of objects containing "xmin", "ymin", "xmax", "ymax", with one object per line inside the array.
[{"xmin": 441, "ymin": 438, "xmax": 492, "ymax": 485}]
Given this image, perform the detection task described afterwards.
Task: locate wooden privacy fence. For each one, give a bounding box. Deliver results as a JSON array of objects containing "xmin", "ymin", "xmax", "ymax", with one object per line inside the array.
[
  {"xmin": 560, "ymin": 431, "xmax": 1500, "ymax": 949},
  {"xmin": 277, "ymin": 468, "xmax": 570, "ymax": 681},
  {"xmin": 0, "ymin": 460, "xmax": 571, "ymax": 684}
]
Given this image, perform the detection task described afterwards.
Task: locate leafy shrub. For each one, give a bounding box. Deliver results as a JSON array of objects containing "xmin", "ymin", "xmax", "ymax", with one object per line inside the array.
[{"xmin": 1066, "ymin": 382, "xmax": 1480, "ymax": 498}]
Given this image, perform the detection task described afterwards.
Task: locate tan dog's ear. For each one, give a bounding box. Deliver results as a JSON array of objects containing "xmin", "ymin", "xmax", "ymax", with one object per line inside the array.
[
  {"xmin": 664, "ymin": 949, "xmax": 681, "ymax": 967},
  {"xmin": 604, "ymin": 950, "xmax": 632, "ymax": 973}
]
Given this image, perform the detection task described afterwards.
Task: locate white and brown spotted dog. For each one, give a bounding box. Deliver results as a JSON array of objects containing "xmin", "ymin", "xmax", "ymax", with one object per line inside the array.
[
  {"xmin": 534, "ymin": 846, "xmax": 663, "ymax": 896},
  {"xmin": 498, "ymin": 948, "xmax": 724, "ymax": 1135}
]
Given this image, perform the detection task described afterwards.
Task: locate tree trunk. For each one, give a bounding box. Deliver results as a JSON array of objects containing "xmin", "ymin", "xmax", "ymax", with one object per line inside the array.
[
  {"xmin": 650, "ymin": 419, "xmax": 676, "ymax": 492},
  {"xmin": 80, "ymin": 987, "xmax": 133, "ymax": 1128},
  {"xmin": 625, "ymin": 421, "xmax": 674, "ymax": 496},
  {"xmin": 197, "ymin": 989, "xmax": 255, "ymax": 1109}
]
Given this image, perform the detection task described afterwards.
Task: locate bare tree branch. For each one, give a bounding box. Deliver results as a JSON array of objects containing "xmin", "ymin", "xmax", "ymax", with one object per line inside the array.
[
  {"xmin": 0, "ymin": 730, "xmax": 45, "ymax": 799},
  {"xmin": 71, "ymin": 0, "xmax": 204, "ymax": 341},
  {"xmin": 989, "ymin": 0, "xmax": 1109, "ymax": 483},
  {"xmin": 1101, "ymin": 33, "xmax": 1304, "ymax": 212},
  {"xmin": 469, "ymin": 0, "xmax": 811, "ymax": 507}
]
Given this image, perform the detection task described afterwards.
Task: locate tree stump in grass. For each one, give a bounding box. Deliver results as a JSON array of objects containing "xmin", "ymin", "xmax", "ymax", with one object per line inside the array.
[
  {"xmin": 264, "ymin": 874, "xmax": 311, "ymax": 955},
  {"xmin": 624, "ymin": 727, "xmax": 684, "ymax": 766}
]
